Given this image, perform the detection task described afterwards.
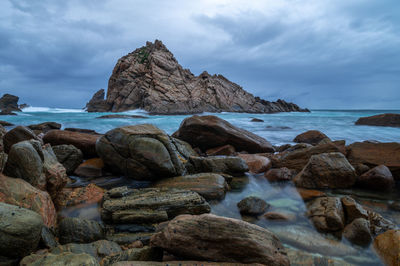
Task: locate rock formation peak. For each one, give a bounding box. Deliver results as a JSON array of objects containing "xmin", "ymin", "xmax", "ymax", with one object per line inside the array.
[{"xmin": 86, "ymin": 40, "xmax": 309, "ymax": 114}]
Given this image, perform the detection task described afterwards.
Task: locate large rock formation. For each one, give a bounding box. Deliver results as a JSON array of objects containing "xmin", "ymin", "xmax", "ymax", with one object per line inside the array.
[
  {"xmin": 0, "ymin": 93, "xmax": 20, "ymax": 112},
  {"xmin": 355, "ymin": 113, "xmax": 400, "ymax": 127},
  {"xmin": 85, "ymin": 40, "xmax": 308, "ymax": 114}
]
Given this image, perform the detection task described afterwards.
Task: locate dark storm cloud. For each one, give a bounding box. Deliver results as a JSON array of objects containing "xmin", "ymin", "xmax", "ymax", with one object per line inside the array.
[{"xmin": 0, "ymin": 0, "xmax": 399, "ymax": 109}]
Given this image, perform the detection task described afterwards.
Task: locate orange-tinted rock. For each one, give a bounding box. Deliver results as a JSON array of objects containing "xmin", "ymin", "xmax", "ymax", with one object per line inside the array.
[
  {"xmin": 296, "ymin": 188, "xmax": 326, "ymax": 201},
  {"xmin": 206, "ymin": 144, "xmax": 236, "ymax": 156},
  {"xmin": 74, "ymin": 158, "xmax": 104, "ymax": 178},
  {"xmin": 347, "ymin": 142, "xmax": 400, "ymax": 180},
  {"xmin": 264, "ymin": 167, "xmax": 294, "ymax": 182},
  {"xmin": 0, "ymin": 174, "xmax": 57, "ymax": 228},
  {"xmin": 238, "ymin": 154, "xmax": 272, "ymax": 174},
  {"xmin": 54, "ymin": 183, "xmax": 104, "ymax": 209},
  {"xmin": 373, "ymin": 230, "xmax": 400, "ymax": 266},
  {"xmin": 293, "ymin": 130, "xmax": 330, "ymax": 146},
  {"xmin": 43, "ymin": 130, "xmax": 100, "ymax": 158},
  {"xmin": 263, "ymin": 212, "xmax": 296, "ymax": 221}
]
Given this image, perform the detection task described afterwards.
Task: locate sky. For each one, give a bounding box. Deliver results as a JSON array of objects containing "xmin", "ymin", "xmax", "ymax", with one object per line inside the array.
[{"xmin": 0, "ymin": 0, "xmax": 399, "ymax": 109}]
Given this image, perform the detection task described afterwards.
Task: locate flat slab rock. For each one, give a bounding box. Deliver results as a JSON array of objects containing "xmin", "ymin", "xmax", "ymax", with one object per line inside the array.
[
  {"xmin": 355, "ymin": 113, "xmax": 400, "ymax": 127},
  {"xmin": 101, "ymin": 187, "xmax": 210, "ymax": 224},
  {"xmin": 150, "ymin": 213, "xmax": 289, "ymax": 266}
]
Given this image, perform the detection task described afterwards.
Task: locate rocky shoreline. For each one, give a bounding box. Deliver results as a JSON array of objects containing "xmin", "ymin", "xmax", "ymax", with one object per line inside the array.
[{"xmin": 0, "ymin": 115, "xmax": 399, "ymax": 266}]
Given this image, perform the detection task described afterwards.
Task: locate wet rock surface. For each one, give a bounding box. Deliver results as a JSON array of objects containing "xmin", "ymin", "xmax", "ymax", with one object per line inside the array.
[
  {"xmin": 293, "ymin": 130, "xmax": 330, "ymax": 145},
  {"xmin": 306, "ymin": 197, "xmax": 345, "ymax": 232},
  {"xmin": 357, "ymin": 164, "xmax": 395, "ymax": 191},
  {"xmin": 265, "ymin": 167, "xmax": 295, "ymax": 182},
  {"xmin": 153, "ymin": 173, "xmax": 229, "ymax": 200},
  {"xmin": 101, "ymin": 187, "xmax": 210, "ymax": 224},
  {"xmin": 52, "ymin": 144, "xmax": 83, "ymax": 174},
  {"xmin": 173, "ymin": 115, "xmax": 275, "ymax": 153},
  {"xmin": 238, "ymin": 153, "xmax": 272, "ymax": 173},
  {"xmin": 294, "ymin": 152, "xmax": 356, "ymax": 188},
  {"xmin": 355, "ymin": 113, "xmax": 400, "ymax": 127},
  {"xmin": 150, "ymin": 213, "xmax": 290, "ymax": 265},
  {"xmin": 3, "ymin": 125, "xmax": 39, "ymax": 153},
  {"xmin": 373, "ymin": 229, "xmax": 400, "ymax": 266},
  {"xmin": 189, "ymin": 156, "xmax": 248, "ymax": 176},
  {"xmin": 58, "ymin": 217, "xmax": 104, "ymax": 244},
  {"xmin": 0, "ymin": 202, "xmax": 43, "ymax": 258},
  {"xmin": 20, "ymin": 252, "xmax": 99, "ymax": 266},
  {"xmin": 237, "ymin": 196, "xmax": 269, "ymax": 215},
  {"xmin": 96, "ymin": 124, "xmax": 188, "ymax": 180}
]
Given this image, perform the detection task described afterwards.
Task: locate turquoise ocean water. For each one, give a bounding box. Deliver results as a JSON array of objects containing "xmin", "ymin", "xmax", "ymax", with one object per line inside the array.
[{"xmin": 2, "ymin": 107, "xmax": 399, "ymax": 145}]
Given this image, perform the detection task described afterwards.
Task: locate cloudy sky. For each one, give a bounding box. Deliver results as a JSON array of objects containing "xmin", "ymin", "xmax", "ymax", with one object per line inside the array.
[{"xmin": 1, "ymin": 0, "xmax": 399, "ymax": 109}]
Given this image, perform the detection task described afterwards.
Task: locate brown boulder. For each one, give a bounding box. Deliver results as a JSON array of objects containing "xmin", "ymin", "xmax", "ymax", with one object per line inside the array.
[
  {"xmin": 3, "ymin": 125, "xmax": 39, "ymax": 153},
  {"xmin": 293, "ymin": 130, "xmax": 330, "ymax": 145},
  {"xmin": 357, "ymin": 165, "xmax": 395, "ymax": 191},
  {"xmin": 43, "ymin": 130, "xmax": 100, "ymax": 158},
  {"xmin": 28, "ymin": 122, "xmax": 61, "ymax": 134},
  {"xmin": 296, "ymin": 188, "xmax": 326, "ymax": 201},
  {"xmin": 272, "ymin": 141, "xmax": 345, "ymax": 172},
  {"xmin": 0, "ymin": 174, "xmax": 57, "ymax": 228},
  {"xmin": 343, "ymin": 218, "xmax": 372, "ymax": 246},
  {"xmin": 172, "ymin": 115, "xmax": 274, "ymax": 153},
  {"xmin": 0, "ymin": 93, "xmax": 20, "ymax": 112},
  {"xmin": 373, "ymin": 230, "xmax": 400, "ymax": 266},
  {"xmin": 153, "ymin": 173, "xmax": 228, "ymax": 200},
  {"xmin": 150, "ymin": 213, "xmax": 289, "ymax": 265},
  {"xmin": 54, "ymin": 183, "xmax": 104, "ymax": 209},
  {"xmin": 355, "ymin": 113, "xmax": 400, "ymax": 127},
  {"xmin": 237, "ymin": 196, "xmax": 269, "ymax": 215},
  {"xmin": 74, "ymin": 158, "xmax": 104, "ymax": 178},
  {"xmin": 237, "ymin": 154, "xmax": 271, "ymax": 174},
  {"xmin": 206, "ymin": 144, "xmax": 236, "ymax": 156},
  {"xmin": 346, "ymin": 141, "xmax": 400, "ymax": 179},
  {"xmin": 264, "ymin": 167, "xmax": 294, "ymax": 182},
  {"xmin": 306, "ymin": 197, "xmax": 345, "ymax": 232},
  {"xmin": 341, "ymin": 196, "xmax": 368, "ymax": 224},
  {"xmin": 294, "ymin": 152, "xmax": 356, "ymax": 189}
]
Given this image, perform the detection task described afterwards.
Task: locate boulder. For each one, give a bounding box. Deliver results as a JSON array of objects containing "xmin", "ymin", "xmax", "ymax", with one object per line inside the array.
[
  {"xmin": 263, "ymin": 212, "xmax": 296, "ymax": 221},
  {"xmin": 0, "ymin": 93, "xmax": 20, "ymax": 112},
  {"xmin": 293, "ymin": 130, "xmax": 330, "ymax": 145},
  {"xmin": 74, "ymin": 158, "xmax": 104, "ymax": 178},
  {"xmin": 346, "ymin": 141, "xmax": 400, "ymax": 179},
  {"xmin": 206, "ymin": 144, "xmax": 236, "ymax": 156},
  {"xmin": 306, "ymin": 197, "xmax": 345, "ymax": 232},
  {"xmin": 96, "ymin": 124, "xmax": 188, "ymax": 180},
  {"xmin": 0, "ymin": 202, "xmax": 43, "ymax": 258},
  {"xmin": 40, "ymin": 226, "xmax": 58, "ymax": 249},
  {"xmin": 357, "ymin": 165, "xmax": 395, "ymax": 191},
  {"xmin": 0, "ymin": 174, "xmax": 57, "ymax": 228},
  {"xmin": 0, "ymin": 125, "xmax": 6, "ymax": 152},
  {"xmin": 54, "ymin": 183, "xmax": 104, "ymax": 209},
  {"xmin": 173, "ymin": 115, "xmax": 274, "ymax": 153},
  {"xmin": 373, "ymin": 230, "xmax": 400, "ymax": 266},
  {"xmin": 20, "ymin": 252, "xmax": 99, "ymax": 266},
  {"xmin": 65, "ymin": 127, "xmax": 100, "ymax": 135},
  {"xmin": 86, "ymin": 40, "xmax": 307, "ymax": 114},
  {"xmin": 50, "ymin": 240, "xmax": 121, "ymax": 262},
  {"xmin": 3, "ymin": 125, "xmax": 38, "ymax": 153},
  {"xmin": 28, "ymin": 122, "xmax": 61, "ymax": 134},
  {"xmin": 251, "ymin": 118, "xmax": 264, "ymax": 122},
  {"xmin": 43, "ymin": 130, "xmax": 100, "ymax": 158},
  {"xmin": 264, "ymin": 167, "xmax": 294, "ymax": 182},
  {"xmin": 59, "ymin": 217, "xmax": 104, "ymax": 244},
  {"xmin": 100, "ymin": 247, "xmax": 163, "ymax": 266},
  {"xmin": 272, "ymin": 141, "xmax": 346, "ymax": 172},
  {"xmin": 150, "ymin": 214, "xmax": 289, "ymax": 265},
  {"xmin": 0, "ymin": 120, "xmax": 13, "ymax": 126},
  {"xmin": 296, "ymin": 188, "xmax": 326, "ymax": 201},
  {"xmin": 189, "ymin": 156, "xmax": 248, "ymax": 176},
  {"xmin": 52, "ymin": 144, "xmax": 83, "ymax": 174},
  {"xmin": 355, "ymin": 113, "xmax": 400, "ymax": 127},
  {"xmin": 343, "ymin": 218, "xmax": 372, "ymax": 246},
  {"xmin": 340, "ymin": 196, "xmax": 368, "ymax": 224},
  {"xmin": 237, "ymin": 154, "xmax": 271, "ymax": 173},
  {"xmin": 101, "ymin": 187, "xmax": 210, "ymax": 224},
  {"xmin": 0, "ymin": 152, "xmax": 6, "ymax": 172},
  {"xmin": 153, "ymin": 173, "xmax": 228, "ymax": 200},
  {"xmin": 294, "ymin": 152, "xmax": 356, "ymax": 188},
  {"xmin": 5, "ymin": 140, "xmax": 68, "ymax": 197},
  {"xmin": 237, "ymin": 196, "xmax": 269, "ymax": 215}
]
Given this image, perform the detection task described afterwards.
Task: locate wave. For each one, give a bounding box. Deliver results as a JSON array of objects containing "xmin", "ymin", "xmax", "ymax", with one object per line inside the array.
[
  {"xmin": 120, "ymin": 109, "xmax": 149, "ymax": 115},
  {"xmin": 22, "ymin": 106, "xmax": 85, "ymax": 113}
]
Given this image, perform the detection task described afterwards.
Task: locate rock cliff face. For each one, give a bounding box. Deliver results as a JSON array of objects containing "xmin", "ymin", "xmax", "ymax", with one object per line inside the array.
[{"xmin": 86, "ymin": 40, "xmax": 309, "ymax": 114}]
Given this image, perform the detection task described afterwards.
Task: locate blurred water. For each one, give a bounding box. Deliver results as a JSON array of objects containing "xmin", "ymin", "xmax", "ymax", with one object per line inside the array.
[{"xmin": 1, "ymin": 108, "xmax": 399, "ymax": 146}]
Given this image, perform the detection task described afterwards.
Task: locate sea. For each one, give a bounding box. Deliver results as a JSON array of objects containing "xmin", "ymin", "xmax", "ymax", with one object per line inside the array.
[
  {"xmin": 1, "ymin": 108, "xmax": 400, "ymax": 265},
  {"xmin": 2, "ymin": 107, "xmax": 399, "ymax": 145}
]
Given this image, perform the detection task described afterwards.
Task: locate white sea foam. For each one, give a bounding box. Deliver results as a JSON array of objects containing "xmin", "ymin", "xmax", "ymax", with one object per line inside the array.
[{"xmin": 22, "ymin": 106, "xmax": 85, "ymax": 113}]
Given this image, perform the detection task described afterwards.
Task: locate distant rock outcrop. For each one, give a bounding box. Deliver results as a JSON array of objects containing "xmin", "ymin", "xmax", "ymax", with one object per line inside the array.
[
  {"xmin": 0, "ymin": 94, "xmax": 20, "ymax": 112},
  {"xmin": 355, "ymin": 113, "xmax": 400, "ymax": 127},
  {"xmin": 86, "ymin": 40, "xmax": 309, "ymax": 114}
]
